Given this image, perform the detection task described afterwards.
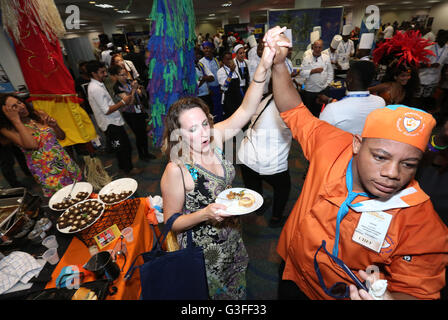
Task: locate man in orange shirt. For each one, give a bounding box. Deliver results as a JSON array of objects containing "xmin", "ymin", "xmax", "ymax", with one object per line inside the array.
[{"xmin": 264, "ymin": 27, "xmax": 448, "ymax": 300}]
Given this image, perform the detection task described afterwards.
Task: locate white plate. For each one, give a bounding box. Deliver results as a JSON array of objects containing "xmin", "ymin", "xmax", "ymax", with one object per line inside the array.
[
  {"xmin": 98, "ymin": 178, "xmax": 138, "ymax": 205},
  {"xmin": 56, "ymin": 199, "xmax": 105, "ymax": 234},
  {"xmin": 49, "ymin": 182, "xmax": 93, "ymax": 211},
  {"xmin": 215, "ymin": 188, "xmax": 263, "ymax": 215}
]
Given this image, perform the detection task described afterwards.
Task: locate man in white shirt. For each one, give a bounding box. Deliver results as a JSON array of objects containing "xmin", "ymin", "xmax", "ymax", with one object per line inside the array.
[
  {"xmin": 319, "ymin": 60, "xmax": 386, "ymax": 135},
  {"xmin": 417, "ymin": 30, "xmax": 448, "ymax": 105},
  {"xmin": 101, "ymin": 43, "xmax": 113, "ymax": 68},
  {"xmin": 383, "ymin": 23, "xmax": 394, "ymax": 39},
  {"xmin": 195, "ymin": 47, "xmax": 215, "ymax": 112},
  {"xmin": 200, "ymin": 42, "xmax": 223, "ymax": 121},
  {"xmin": 336, "ymin": 25, "xmax": 355, "ymax": 73},
  {"xmin": 300, "ymin": 39, "xmax": 334, "ymax": 116},
  {"xmin": 323, "ymin": 35, "xmax": 342, "ymax": 71},
  {"xmin": 86, "ymin": 60, "xmax": 141, "ymax": 176}
]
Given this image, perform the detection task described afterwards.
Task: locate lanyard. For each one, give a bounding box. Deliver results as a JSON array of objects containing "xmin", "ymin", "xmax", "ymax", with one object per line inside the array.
[
  {"xmin": 341, "ymin": 93, "xmax": 370, "ymax": 100},
  {"xmin": 435, "ymin": 45, "xmax": 446, "ymax": 62},
  {"xmin": 332, "ymin": 158, "xmax": 371, "ymax": 257},
  {"xmin": 286, "ymin": 59, "xmax": 293, "ymax": 73}
]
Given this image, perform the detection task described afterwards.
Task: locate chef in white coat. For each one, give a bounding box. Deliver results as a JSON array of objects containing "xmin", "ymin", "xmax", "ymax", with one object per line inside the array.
[{"xmin": 336, "ymin": 25, "xmax": 355, "ymax": 73}]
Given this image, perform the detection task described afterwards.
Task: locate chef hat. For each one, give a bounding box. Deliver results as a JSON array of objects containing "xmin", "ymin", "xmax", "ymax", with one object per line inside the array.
[
  {"xmin": 313, "ymin": 26, "xmax": 322, "ymax": 38},
  {"xmin": 247, "ymin": 35, "xmax": 257, "ymax": 48},
  {"xmin": 361, "ymin": 105, "xmax": 436, "ymax": 152},
  {"xmin": 342, "ymin": 25, "xmax": 353, "ymax": 36},
  {"xmin": 331, "ymin": 35, "xmax": 343, "ymax": 49},
  {"xmin": 233, "ymin": 44, "xmax": 244, "ymax": 54},
  {"xmin": 106, "ymin": 42, "xmax": 113, "ymax": 48},
  {"xmin": 359, "ymin": 33, "xmax": 375, "ymax": 50},
  {"xmin": 310, "ymin": 30, "xmax": 320, "ymax": 44}
]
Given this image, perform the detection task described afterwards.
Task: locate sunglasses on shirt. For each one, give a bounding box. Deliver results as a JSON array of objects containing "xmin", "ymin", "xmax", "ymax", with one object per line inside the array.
[{"xmin": 314, "ymin": 240, "xmax": 368, "ymax": 299}]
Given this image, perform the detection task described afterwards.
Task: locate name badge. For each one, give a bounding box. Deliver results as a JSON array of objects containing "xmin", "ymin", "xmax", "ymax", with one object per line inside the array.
[
  {"xmin": 240, "ymin": 79, "xmax": 246, "ymax": 87},
  {"xmin": 352, "ymin": 211, "xmax": 392, "ymax": 253}
]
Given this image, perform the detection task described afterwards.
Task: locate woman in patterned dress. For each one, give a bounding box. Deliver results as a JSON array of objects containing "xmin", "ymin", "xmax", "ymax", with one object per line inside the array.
[
  {"xmin": 160, "ymin": 27, "xmax": 290, "ymax": 299},
  {"xmin": 0, "ymin": 94, "xmax": 81, "ymax": 197}
]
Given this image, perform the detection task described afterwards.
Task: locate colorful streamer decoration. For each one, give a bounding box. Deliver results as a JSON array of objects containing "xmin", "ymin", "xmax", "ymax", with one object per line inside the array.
[{"xmin": 146, "ymin": 0, "xmax": 197, "ymax": 147}]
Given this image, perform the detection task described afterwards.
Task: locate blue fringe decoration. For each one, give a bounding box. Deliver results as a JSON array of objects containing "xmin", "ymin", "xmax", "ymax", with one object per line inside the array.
[{"xmin": 146, "ymin": 0, "xmax": 197, "ymax": 147}]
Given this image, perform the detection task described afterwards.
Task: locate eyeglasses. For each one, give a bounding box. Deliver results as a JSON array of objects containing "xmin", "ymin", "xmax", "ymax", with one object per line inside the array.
[{"xmin": 314, "ymin": 240, "xmax": 368, "ymax": 299}]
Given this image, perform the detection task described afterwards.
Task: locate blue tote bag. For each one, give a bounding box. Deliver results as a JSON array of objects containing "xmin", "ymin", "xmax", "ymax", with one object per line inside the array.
[{"xmin": 124, "ymin": 213, "xmax": 209, "ymax": 300}]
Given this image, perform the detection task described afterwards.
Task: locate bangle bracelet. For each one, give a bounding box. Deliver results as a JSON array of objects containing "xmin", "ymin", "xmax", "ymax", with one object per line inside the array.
[
  {"xmin": 428, "ymin": 142, "xmax": 439, "ymax": 153},
  {"xmin": 431, "ymin": 135, "xmax": 448, "ymax": 150},
  {"xmin": 121, "ymin": 99, "xmax": 126, "ymax": 106},
  {"xmin": 253, "ymin": 77, "xmax": 266, "ymax": 83}
]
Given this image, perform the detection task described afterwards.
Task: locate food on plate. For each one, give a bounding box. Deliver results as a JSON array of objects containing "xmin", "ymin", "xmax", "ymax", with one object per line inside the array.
[
  {"xmin": 238, "ymin": 193, "xmax": 255, "ymax": 208},
  {"xmin": 99, "ymin": 190, "xmax": 133, "ymax": 204},
  {"xmin": 57, "ymin": 200, "xmax": 104, "ymax": 232},
  {"xmin": 52, "ymin": 191, "xmax": 90, "ymax": 210},
  {"xmin": 226, "ymin": 190, "xmax": 245, "ymax": 200}
]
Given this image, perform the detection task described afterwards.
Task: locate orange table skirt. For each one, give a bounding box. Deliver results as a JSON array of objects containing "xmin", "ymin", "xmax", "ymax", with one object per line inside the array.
[{"xmin": 45, "ymin": 198, "xmax": 157, "ymax": 300}]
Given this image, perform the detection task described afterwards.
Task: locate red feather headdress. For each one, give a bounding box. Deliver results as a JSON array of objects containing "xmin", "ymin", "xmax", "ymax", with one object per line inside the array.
[{"xmin": 372, "ymin": 30, "xmax": 435, "ymax": 68}]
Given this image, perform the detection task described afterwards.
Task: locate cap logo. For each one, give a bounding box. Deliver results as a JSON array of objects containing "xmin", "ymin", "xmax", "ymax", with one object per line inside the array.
[
  {"xmin": 403, "ymin": 117, "xmax": 421, "ymax": 133},
  {"xmin": 396, "ymin": 112, "xmax": 425, "ymax": 137}
]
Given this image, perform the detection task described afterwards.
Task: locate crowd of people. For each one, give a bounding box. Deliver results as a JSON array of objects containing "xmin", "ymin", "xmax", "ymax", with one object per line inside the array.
[{"xmin": 1, "ymin": 18, "xmax": 448, "ymax": 301}]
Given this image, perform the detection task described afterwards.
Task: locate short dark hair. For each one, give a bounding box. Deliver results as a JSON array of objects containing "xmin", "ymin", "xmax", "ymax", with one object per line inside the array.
[
  {"xmin": 109, "ymin": 64, "xmax": 123, "ymax": 76},
  {"xmin": 348, "ymin": 60, "xmax": 376, "ymax": 89},
  {"xmin": 85, "ymin": 60, "xmax": 106, "ymax": 78},
  {"xmin": 220, "ymin": 51, "xmax": 232, "ymax": 61}
]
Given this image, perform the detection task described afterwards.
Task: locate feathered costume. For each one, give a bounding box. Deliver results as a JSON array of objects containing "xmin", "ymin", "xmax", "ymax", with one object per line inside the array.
[{"xmin": 372, "ymin": 30, "xmax": 435, "ymax": 68}]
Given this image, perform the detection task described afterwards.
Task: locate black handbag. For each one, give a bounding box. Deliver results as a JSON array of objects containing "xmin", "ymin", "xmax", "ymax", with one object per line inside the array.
[{"xmin": 124, "ymin": 213, "xmax": 209, "ymax": 300}]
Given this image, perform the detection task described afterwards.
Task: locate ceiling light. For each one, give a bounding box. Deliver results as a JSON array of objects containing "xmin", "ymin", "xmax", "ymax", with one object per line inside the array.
[
  {"xmin": 222, "ymin": 1, "xmax": 232, "ymax": 7},
  {"xmin": 209, "ymin": 14, "xmax": 215, "ymax": 16},
  {"xmin": 117, "ymin": 10, "xmax": 130, "ymax": 13},
  {"xmin": 95, "ymin": 4, "xmax": 114, "ymax": 9},
  {"xmin": 401, "ymin": 1, "xmax": 412, "ymax": 3},
  {"xmin": 89, "ymin": 1, "xmax": 96, "ymax": 4}
]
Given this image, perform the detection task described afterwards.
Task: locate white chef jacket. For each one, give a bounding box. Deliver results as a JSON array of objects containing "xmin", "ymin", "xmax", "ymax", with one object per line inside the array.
[
  {"xmin": 336, "ymin": 40, "xmax": 355, "ymax": 70},
  {"xmin": 300, "ymin": 53, "xmax": 334, "ymax": 93}
]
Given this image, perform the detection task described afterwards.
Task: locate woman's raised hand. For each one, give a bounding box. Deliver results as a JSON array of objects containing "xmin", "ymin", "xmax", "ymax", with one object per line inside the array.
[{"xmin": 2, "ymin": 104, "xmax": 21, "ymax": 124}]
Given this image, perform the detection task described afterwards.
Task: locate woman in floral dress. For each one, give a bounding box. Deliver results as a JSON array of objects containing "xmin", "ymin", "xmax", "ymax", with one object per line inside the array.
[
  {"xmin": 160, "ymin": 27, "xmax": 290, "ymax": 299},
  {"xmin": 0, "ymin": 94, "xmax": 81, "ymax": 197}
]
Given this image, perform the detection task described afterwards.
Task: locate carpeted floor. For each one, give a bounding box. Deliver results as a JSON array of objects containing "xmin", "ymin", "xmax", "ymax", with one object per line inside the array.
[{"xmin": 1, "ymin": 125, "xmax": 307, "ymax": 300}]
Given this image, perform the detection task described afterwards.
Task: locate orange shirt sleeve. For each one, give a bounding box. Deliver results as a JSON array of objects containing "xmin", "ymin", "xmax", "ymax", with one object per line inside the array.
[
  {"xmin": 280, "ymin": 103, "xmax": 352, "ymax": 161},
  {"xmin": 385, "ymin": 201, "xmax": 448, "ymax": 299}
]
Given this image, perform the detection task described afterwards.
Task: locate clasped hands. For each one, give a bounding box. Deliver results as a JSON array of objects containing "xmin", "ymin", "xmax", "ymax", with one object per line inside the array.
[{"xmin": 261, "ymin": 26, "xmax": 293, "ymax": 67}]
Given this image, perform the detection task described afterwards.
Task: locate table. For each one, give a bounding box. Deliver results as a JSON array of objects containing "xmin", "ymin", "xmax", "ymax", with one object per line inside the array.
[
  {"xmin": 44, "ymin": 197, "xmax": 157, "ymax": 300},
  {"xmin": 0, "ymin": 196, "xmax": 159, "ymax": 300},
  {"xmin": 328, "ymin": 77, "xmax": 347, "ymax": 101}
]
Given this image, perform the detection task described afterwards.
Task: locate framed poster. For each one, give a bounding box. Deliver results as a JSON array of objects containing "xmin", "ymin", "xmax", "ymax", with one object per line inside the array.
[{"xmin": 268, "ymin": 7, "xmax": 344, "ymax": 62}]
